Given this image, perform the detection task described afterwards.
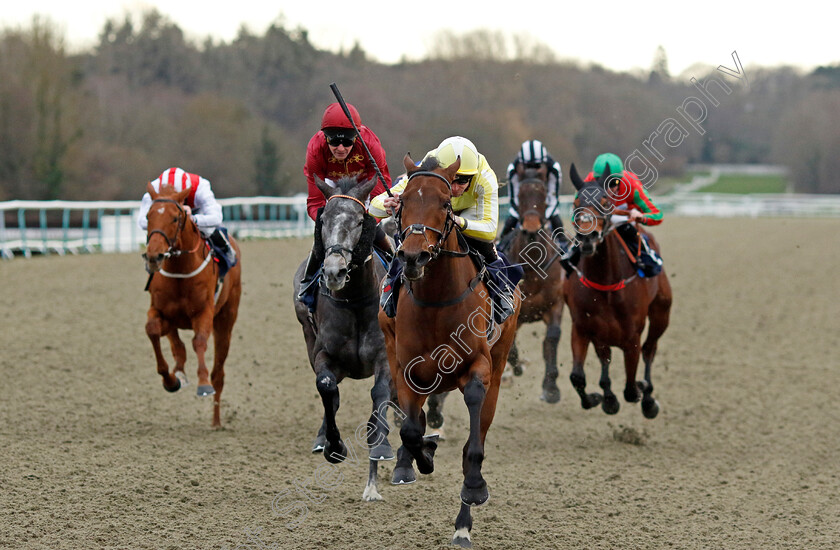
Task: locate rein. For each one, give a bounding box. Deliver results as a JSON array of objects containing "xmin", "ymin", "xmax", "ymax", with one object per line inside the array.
[{"xmin": 145, "ymin": 197, "xmax": 211, "ymax": 280}]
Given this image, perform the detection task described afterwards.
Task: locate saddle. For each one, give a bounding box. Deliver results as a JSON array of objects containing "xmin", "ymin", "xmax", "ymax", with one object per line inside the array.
[{"xmin": 381, "ymin": 232, "xmax": 523, "ymax": 325}]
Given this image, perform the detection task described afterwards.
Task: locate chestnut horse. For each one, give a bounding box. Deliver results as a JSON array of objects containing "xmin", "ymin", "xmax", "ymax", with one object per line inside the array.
[
  {"xmin": 142, "ymin": 182, "xmax": 242, "ymax": 427},
  {"xmin": 564, "ymin": 164, "xmax": 671, "ymax": 417},
  {"xmin": 502, "ymin": 167, "xmax": 567, "ymax": 403},
  {"xmin": 379, "ymin": 154, "xmax": 520, "ymax": 548}
]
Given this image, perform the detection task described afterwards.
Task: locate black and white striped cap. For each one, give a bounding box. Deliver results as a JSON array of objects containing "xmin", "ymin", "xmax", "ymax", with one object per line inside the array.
[{"xmin": 517, "ymin": 140, "xmax": 547, "ymax": 165}]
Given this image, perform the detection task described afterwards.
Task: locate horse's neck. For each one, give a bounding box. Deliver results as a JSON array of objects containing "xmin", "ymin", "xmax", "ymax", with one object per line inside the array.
[
  {"xmin": 168, "ymin": 223, "xmax": 206, "ymax": 271},
  {"xmin": 410, "ymin": 234, "xmax": 475, "ymax": 301},
  {"xmin": 581, "ymin": 234, "xmax": 632, "ymax": 283}
]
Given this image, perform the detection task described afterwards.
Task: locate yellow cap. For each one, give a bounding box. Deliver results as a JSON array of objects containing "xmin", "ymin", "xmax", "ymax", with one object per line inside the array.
[{"xmin": 434, "ymin": 136, "xmax": 480, "ymax": 175}]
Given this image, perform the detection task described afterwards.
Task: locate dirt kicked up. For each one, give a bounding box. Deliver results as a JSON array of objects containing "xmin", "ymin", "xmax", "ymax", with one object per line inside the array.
[{"xmin": 1, "ymin": 217, "xmax": 839, "ymax": 549}]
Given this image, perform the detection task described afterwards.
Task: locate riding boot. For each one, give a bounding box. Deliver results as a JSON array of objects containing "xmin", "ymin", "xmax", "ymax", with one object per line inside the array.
[
  {"xmin": 380, "ymin": 256, "xmax": 403, "ymax": 318},
  {"xmin": 373, "ymin": 224, "xmax": 395, "ymax": 264},
  {"xmin": 297, "ymin": 249, "xmax": 322, "ymax": 312},
  {"xmin": 209, "ymin": 228, "xmax": 237, "ymax": 266}
]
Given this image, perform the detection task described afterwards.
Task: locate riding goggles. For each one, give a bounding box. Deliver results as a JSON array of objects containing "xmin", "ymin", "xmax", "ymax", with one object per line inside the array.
[{"xmin": 327, "ymin": 136, "xmax": 356, "ymax": 148}]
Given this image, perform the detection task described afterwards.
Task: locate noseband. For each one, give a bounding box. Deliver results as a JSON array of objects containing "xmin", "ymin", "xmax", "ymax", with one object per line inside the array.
[
  {"xmin": 322, "ymin": 193, "xmax": 370, "ymax": 276},
  {"xmin": 144, "ymin": 198, "xmax": 200, "ymax": 259},
  {"xmin": 396, "ymin": 171, "xmax": 461, "ymax": 260}
]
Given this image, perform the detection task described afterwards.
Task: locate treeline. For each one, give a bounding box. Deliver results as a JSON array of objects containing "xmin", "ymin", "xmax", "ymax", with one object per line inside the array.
[{"xmin": 1, "ymin": 11, "xmax": 838, "ymax": 201}]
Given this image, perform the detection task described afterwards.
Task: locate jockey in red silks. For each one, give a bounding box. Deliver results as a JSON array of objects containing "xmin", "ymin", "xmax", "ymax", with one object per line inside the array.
[{"xmin": 297, "ymin": 102, "xmax": 394, "ymax": 311}]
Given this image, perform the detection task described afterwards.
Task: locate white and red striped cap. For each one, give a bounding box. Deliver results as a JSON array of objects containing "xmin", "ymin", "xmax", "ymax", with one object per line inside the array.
[{"xmin": 157, "ymin": 167, "xmax": 194, "ymax": 191}]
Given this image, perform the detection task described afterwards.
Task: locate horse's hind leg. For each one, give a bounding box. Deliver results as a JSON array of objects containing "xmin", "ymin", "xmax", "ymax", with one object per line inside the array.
[
  {"xmin": 210, "ymin": 300, "xmax": 238, "ymax": 428},
  {"xmin": 167, "ymin": 331, "xmax": 188, "ymax": 387},
  {"xmin": 146, "ymin": 310, "xmax": 180, "ymax": 392},
  {"xmin": 426, "ymin": 391, "xmax": 448, "ymax": 441},
  {"xmin": 452, "ymin": 502, "xmax": 474, "ymax": 548},
  {"xmin": 507, "ymin": 336, "xmax": 524, "ymax": 376},
  {"xmin": 569, "ymin": 326, "xmax": 603, "ymax": 410},
  {"xmin": 367, "ymin": 363, "xmax": 396, "ymax": 462},
  {"xmin": 638, "ymin": 276, "xmax": 672, "ymax": 419},
  {"xmin": 540, "ymin": 306, "xmax": 563, "ymax": 404},
  {"xmin": 594, "ymin": 344, "xmax": 620, "ymax": 415}
]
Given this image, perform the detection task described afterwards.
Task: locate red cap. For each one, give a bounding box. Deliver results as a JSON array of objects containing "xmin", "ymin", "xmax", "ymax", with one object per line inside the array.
[{"xmin": 321, "ymin": 102, "xmax": 361, "ymax": 130}]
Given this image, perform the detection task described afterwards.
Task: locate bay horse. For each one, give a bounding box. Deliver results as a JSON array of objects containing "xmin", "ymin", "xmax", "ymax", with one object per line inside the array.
[
  {"xmin": 292, "ymin": 175, "xmax": 395, "ymax": 502},
  {"xmin": 564, "ymin": 163, "xmax": 672, "ymax": 417},
  {"xmin": 502, "ymin": 166, "xmax": 567, "ymax": 403},
  {"xmin": 379, "ymin": 154, "xmax": 520, "ymax": 547},
  {"xmin": 142, "ymin": 182, "xmax": 242, "ymax": 428}
]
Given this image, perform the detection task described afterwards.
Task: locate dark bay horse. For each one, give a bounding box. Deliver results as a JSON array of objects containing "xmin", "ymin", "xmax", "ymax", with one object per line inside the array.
[
  {"xmin": 564, "ymin": 163, "xmax": 672, "ymax": 417},
  {"xmin": 502, "ymin": 167, "xmax": 567, "ymax": 403},
  {"xmin": 142, "ymin": 182, "xmax": 242, "ymax": 428},
  {"xmin": 379, "ymin": 154, "xmax": 520, "ymax": 547},
  {"xmin": 292, "ymin": 175, "xmax": 395, "ymax": 501}
]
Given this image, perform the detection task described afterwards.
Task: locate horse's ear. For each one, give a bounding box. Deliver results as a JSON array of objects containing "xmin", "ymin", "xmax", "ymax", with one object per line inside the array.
[
  {"xmin": 354, "ymin": 176, "xmax": 378, "ymax": 201},
  {"xmin": 443, "ymin": 157, "xmax": 461, "ymax": 181},
  {"xmin": 146, "ymin": 181, "xmax": 158, "ymax": 199},
  {"xmin": 569, "ymin": 163, "xmax": 585, "ymax": 191},
  {"xmin": 314, "ymin": 176, "xmax": 334, "ymax": 199},
  {"xmin": 600, "ymin": 162, "xmax": 613, "ymax": 186},
  {"xmin": 176, "ymin": 187, "xmax": 191, "ymax": 205},
  {"xmin": 403, "ymin": 153, "xmax": 415, "ymax": 173}
]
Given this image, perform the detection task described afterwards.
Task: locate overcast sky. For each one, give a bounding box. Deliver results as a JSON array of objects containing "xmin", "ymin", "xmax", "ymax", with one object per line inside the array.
[{"xmin": 1, "ymin": 1, "xmax": 835, "ymax": 77}]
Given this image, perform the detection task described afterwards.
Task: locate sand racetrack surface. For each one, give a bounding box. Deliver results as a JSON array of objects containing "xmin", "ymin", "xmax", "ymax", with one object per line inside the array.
[{"xmin": 2, "ymin": 217, "xmax": 839, "ymax": 550}]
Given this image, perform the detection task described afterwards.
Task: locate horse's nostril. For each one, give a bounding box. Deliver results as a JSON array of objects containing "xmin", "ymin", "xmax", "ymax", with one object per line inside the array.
[{"xmin": 417, "ymin": 251, "xmax": 432, "ymax": 267}]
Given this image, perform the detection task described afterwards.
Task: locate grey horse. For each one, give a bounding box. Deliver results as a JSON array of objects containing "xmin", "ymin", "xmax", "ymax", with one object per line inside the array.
[{"xmin": 293, "ymin": 175, "xmax": 397, "ymax": 501}]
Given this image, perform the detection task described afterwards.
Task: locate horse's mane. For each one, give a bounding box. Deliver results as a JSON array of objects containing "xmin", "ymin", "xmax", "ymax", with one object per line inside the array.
[
  {"xmin": 333, "ymin": 176, "xmax": 363, "ymax": 195},
  {"xmin": 578, "ymin": 180, "xmax": 607, "ymax": 209},
  {"xmin": 413, "ymin": 155, "xmax": 441, "ymax": 173}
]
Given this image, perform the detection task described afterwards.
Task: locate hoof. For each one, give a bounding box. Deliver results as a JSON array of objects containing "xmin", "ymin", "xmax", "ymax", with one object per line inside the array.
[
  {"xmin": 512, "ymin": 363, "xmax": 524, "ymax": 376},
  {"xmin": 163, "ymin": 378, "xmax": 181, "ymax": 393},
  {"xmin": 540, "ymin": 386, "xmax": 561, "ymax": 404},
  {"xmin": 174, "ymin": 371, "xmax": 189, "ymax": 387},
  {"xmin": 451, "ymin": 530, "xmax": 472, "ymax": 548},
  {"xmin": 624, "ymin": 386, "xmax": 641, "ymax": 403},
  {"xmin": 428, "ymin": 425, "xmax": 446, "ymax": 441},
  {"xmin": 427, "ymin": 407, "xmax": 444, "ymax": 429},
  {"xmin": 581, "ymin": 393, "xmax": 603, "ymax": 410},
  {"xmin": 196, "ymin": 385, "xmax": 215, "ymax": 397},
  {"xmin": 602, "ymin": 395, "xmax": 620, "ymax": 415},
  {"xmin": 460, "ymin": 482, "xmax": 489, "ymax": 506},
  {"xmin": 391, "ymin": 465, "xmax": 416, "ymax": 485},
  {"xmin": 642, "ymin": 397, "xmax": 660, "ymax": 419},
  {"xmin": 369, "ymin": 441, "xmax": 394, "ymax": 461},
  {"xmin": 311, "ymin": 433, "xmax": 326, "ymax": 453},
  {"xmin": 362, "ymin": 483, "xmax": 383, "ymax": 501},
  {"xmin": 324, "ymin": 440, "xmax": 348, "ymax": 464}
]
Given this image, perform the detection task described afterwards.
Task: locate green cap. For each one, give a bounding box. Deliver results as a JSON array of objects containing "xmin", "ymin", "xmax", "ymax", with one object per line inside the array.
[{"xmin": 593, "ymin": 153, "xmax": 623, "ymax": 177}]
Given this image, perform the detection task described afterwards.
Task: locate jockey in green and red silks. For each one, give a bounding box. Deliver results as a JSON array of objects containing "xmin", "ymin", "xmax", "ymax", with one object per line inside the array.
[{"xmin": 562, "ymin": 152, "xmax": 664, "ymax": 277}]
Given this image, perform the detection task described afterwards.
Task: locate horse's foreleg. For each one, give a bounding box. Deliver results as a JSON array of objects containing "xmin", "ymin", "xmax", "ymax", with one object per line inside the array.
[
  {"xmin": 146, "ymin": 310, "xmax": 179, "ymax": 392},
  {"xmin": 540, "ymin": 306, "xmax": 563, "ymax": 403},
  {"xmin": 191, "ymin": 310, "xmax": 215, "ymax": 397},
  {"xmin": 595, "ymin": 344, "xmax": 619, "ymax": 414},
  {"xmin": 314, "ymin": 355, "xmax": 346, "ymax": 464},
  {"xmin": 569, "ymin": 325, "xmax": 603, "ymax": 409},
  {"xmin": 460, "ymin": 373, "xmax": 489, "ymax": 506},
  {"xmin": 399, "ymin": 393, "xmax": 435, "ymax": 476}
]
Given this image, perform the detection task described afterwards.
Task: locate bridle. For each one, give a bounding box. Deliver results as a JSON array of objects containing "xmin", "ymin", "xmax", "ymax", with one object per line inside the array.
[
  {"xmin": 395, "ymin": 170, "xmax": 467, "ymax": 260},
  {"xmin": 322, "ymin": 193, "xmax": 370, "ymax": 276},
  {"xmin": 143, "ymin": 198, "xmax": 203, "ymax": 260}
]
